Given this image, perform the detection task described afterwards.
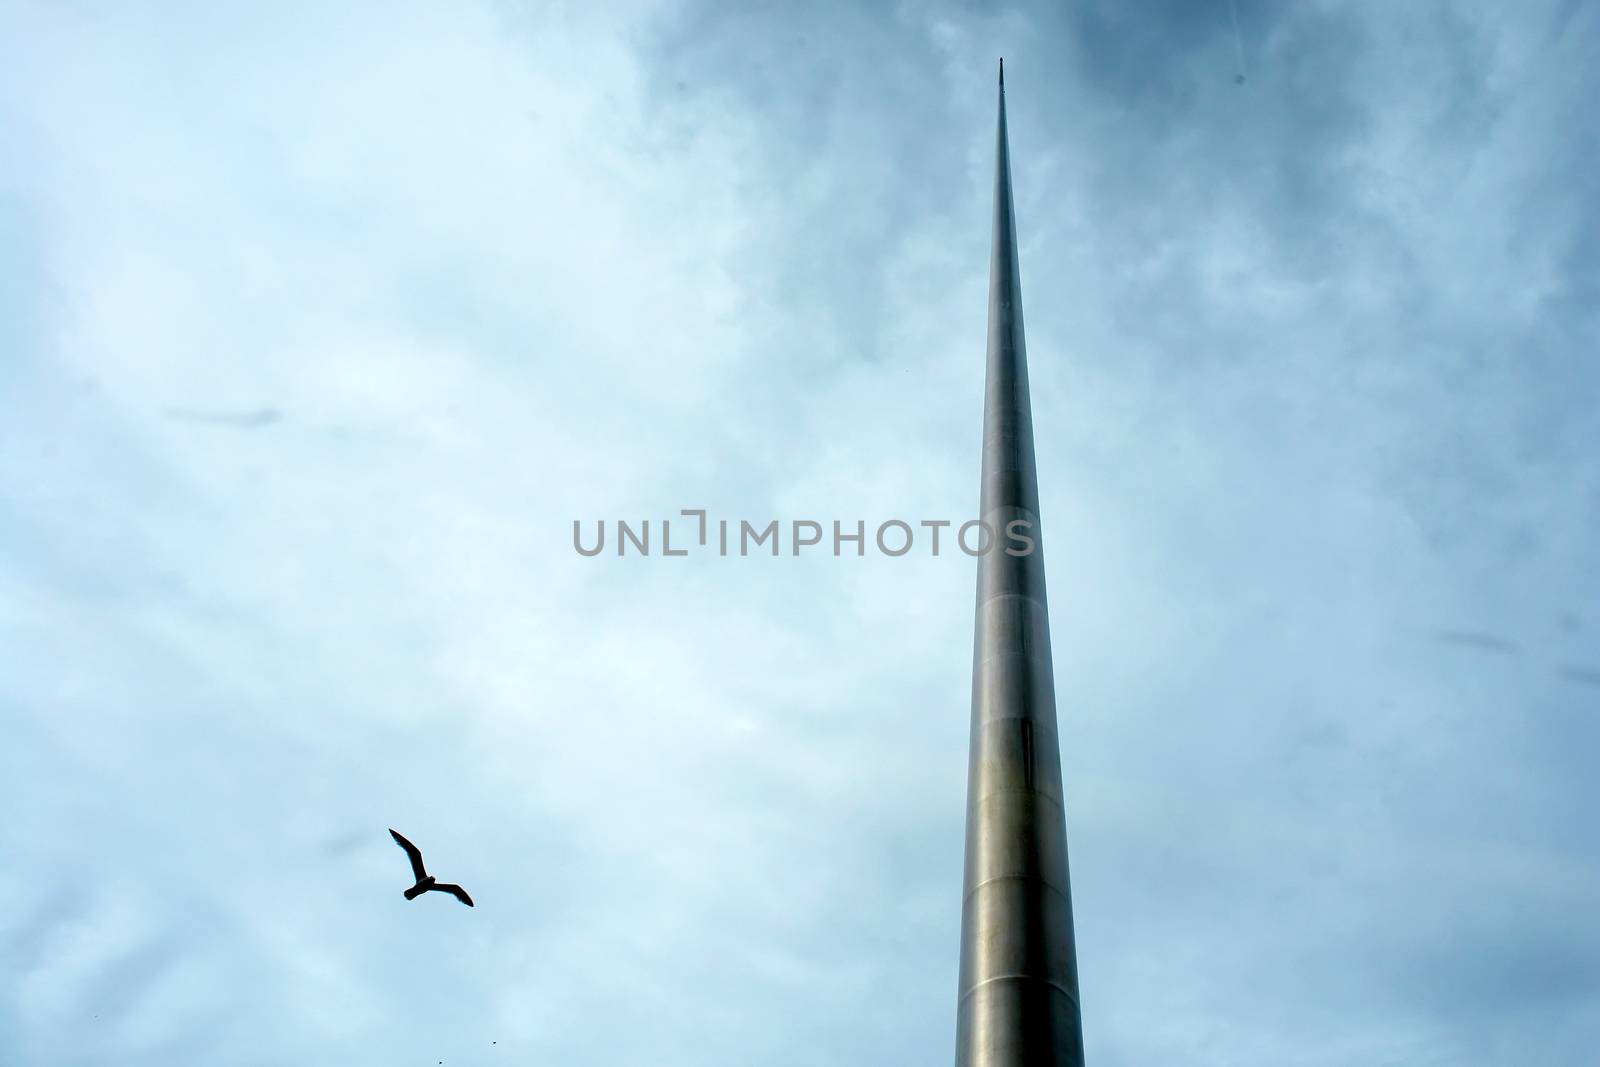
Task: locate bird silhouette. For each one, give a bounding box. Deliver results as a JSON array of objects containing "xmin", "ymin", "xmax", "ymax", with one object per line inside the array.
[{"xmin": 389, "ymin": 829, "xmax": 474, "ymax": 907}]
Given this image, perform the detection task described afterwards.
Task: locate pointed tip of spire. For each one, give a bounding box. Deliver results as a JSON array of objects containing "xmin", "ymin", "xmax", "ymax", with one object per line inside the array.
[{"xmin": 999, "ymin": 57, "xmax": 1004, "ymax": 87}]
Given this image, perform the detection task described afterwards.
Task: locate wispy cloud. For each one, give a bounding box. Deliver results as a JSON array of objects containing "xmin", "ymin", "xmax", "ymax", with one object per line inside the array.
[
  {"xmin": 1431, "ymin": 628, "xmax": 1523, "ymax": 655},
  {"xmin": 161, "ymin": 407, "xmax": 283, "ymax": 429},
  {"xmin": 1557, "ymin": 664, "xmax": 1600, "ymax": 689}
]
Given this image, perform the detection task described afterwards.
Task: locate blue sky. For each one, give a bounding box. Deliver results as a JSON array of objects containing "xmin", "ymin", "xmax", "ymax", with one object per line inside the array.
[{"xmin": 2, "ymin": 1, "xmax": 1598, "ymax": 1064}]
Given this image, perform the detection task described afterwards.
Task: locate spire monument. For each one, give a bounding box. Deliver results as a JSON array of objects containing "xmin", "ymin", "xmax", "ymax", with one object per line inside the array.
[{"xmin": 954, "ymin": 61, "xmax": 1086, "ymax": 1067}]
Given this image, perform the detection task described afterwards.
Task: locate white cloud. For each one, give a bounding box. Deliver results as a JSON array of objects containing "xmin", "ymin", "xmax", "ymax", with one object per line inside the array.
[{"xmin": 3, "ymin": 1, "xmax": 1597, "ymax": 1064}]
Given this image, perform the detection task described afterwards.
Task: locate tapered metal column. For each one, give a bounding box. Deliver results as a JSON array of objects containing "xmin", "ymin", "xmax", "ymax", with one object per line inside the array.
[{"xmin": 955, "ymin": 60, "xmax": 1085, "ymax": 1067}]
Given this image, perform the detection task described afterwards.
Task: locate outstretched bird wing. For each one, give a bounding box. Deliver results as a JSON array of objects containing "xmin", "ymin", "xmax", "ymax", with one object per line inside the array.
[
  {"xmin": 389, "ymin": 829, "xmax": 428, "ymax": 882},
  {"xmin": 433, "ymin": 883, "xmax": 475, "ymax": 908}
]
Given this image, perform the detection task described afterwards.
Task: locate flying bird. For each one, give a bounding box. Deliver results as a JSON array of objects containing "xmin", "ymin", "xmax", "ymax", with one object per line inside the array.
[{"xmin": 389, "ymin": 829, "xmax": 474, "ymax": 907}]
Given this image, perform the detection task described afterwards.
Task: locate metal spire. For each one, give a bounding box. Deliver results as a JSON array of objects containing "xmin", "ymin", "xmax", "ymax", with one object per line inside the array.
[{"xmin": 955, "ymin": 63, "xmax": 1086, "ymax": 1067}]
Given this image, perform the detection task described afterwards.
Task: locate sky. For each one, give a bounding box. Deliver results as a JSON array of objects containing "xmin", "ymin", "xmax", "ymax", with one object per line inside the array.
[{"xmin": 2, "ymin": 1, "xmax": 1598, "ymax": 1064}]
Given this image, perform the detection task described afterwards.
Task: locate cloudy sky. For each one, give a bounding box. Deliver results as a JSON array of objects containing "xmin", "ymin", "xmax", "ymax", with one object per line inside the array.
[{"xmin": 3, "ymin": 1, "xmax": 1598, "ymax": 1063}]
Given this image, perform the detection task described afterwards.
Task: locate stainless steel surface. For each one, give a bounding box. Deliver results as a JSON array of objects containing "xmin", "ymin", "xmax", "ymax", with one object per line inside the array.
[{"xmin": 955, "ymin": 61, "xmax": 1086, "ymax": 1067}]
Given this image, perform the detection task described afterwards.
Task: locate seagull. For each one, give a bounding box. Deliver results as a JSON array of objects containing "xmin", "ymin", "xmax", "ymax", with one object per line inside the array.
[{"xmin": 389, "ymin": 829, "xmax": 474, "ymax": 907}]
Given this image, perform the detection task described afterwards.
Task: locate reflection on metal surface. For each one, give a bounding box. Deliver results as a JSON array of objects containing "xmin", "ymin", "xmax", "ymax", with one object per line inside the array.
[{"xmin": 954, "ymin": 62, "xmax": 1086, "ymax": 1067}]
